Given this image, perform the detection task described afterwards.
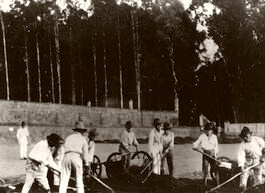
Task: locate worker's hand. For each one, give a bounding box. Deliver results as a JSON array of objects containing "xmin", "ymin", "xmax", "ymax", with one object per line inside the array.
[
  {"xmin": 84, "ymin": 165, "xmax": 92, "ymax": 176},
  {"xmin": 260, "ymin": 156, "xmax": 265, "ymax": 163},
  {"xmin": 192, "ymin": 147, "xmax": 198, "ymax": 151},
  {"xmin": 214, "ymin": 153, "xmax": 218, "ymax": 159},
  {"xmin": 51, "ymin": 168, "xmax": 60, "ymax": 176}
]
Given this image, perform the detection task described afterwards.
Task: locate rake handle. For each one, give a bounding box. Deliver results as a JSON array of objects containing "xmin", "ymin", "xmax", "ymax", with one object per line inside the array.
[{"xmin": 206, "ymin": 162, "xmax": 260, "ymax": 193}]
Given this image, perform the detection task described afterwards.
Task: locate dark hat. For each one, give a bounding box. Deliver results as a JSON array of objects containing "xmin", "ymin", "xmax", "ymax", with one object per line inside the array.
[
  {"xmin": 88, "ymin": 128, "xmax": 99, "ymax": 137},
  {"xmin": 204, "ymin": 122, "xmax": 215, "ymax": 131},
  {"xmin": 46, "ymin": 133, "xmax": 62, "ymax": 147},
  {"xmin": 153, "ymin": 118, "xmax": 161, "ymax": 126},
  {"xmin": 73, "ymin": 121, "xmax": 87, "ymax": 132},
  {"xmin": 239, "ymin": 126, "xmax": 252, "ymax": 138},
  {"xmin": 21, "ymin": 121, "xmax": 26, "ymax": 127},
  {"xmin": 163, "ymin": 122, "xmax": 172, "ymax": 130},
  {"xmin": 125, "ymin": 121, "xmax": 132, "ymax": 128}
]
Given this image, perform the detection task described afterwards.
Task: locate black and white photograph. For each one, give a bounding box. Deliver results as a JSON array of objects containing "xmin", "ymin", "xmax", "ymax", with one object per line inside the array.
[{"xmin": 1, "ymin": 0, "xmax": 265, "ymax": 192}]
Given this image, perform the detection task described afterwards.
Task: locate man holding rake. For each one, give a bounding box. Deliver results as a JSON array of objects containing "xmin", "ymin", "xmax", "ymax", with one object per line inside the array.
[
  {"xmin": 192, "ymin": 122, "xmax": 219, "ymax": 186},
  {"xmin": 238, "ymin": 126, "xmax": 265, "ymax": 192}
]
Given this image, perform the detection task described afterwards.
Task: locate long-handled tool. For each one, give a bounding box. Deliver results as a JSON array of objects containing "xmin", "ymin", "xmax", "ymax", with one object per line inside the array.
[
  {"xmin": 87, "ymin": 168, "xmax": 115, "ymax": 193},
  {"xmin": 193, "ymin": 149, "xmax": 232, "ymax": 169},
  {"xmin": 206, "ymin": 162, "xmax": 260, "ymax": 193},
  {"xmin": 141, "ymin": 149, "xmax": 170, "ymax": 184},
  {"xmin": 194, "ymin": 149, "xmax": 221, "ymax": 164},
  {"xmin": 140, "ymin": 152, "xmax": 160, "ymax": 174},
  {"xmin": 51, "ymin": 167, "xmax": 115, "ymax": 193},
  {"xmin": 0, "ymin": 177, "xmax": 16, "ymax": 190}
]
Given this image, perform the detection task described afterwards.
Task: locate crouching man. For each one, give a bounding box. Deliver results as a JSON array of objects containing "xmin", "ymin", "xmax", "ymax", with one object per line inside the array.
[
  {"xmin": 238, "ymin": 126, "xmax": 265, "ymax": 191},
  {"xmin": 21, "ymin": 133, "xmax": 62, "ymax": 193}
]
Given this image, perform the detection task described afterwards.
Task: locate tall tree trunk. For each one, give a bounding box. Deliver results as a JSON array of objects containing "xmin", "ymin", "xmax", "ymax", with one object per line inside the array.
[
  {"xmin": 103, "ymin": 31, "xmax": 108, "ymax": 107},
  {"xmin": 35, "ymin": 19, "xmax": 41, "ymax": 102},
  {"xmin": 69, "ymin": 26, "xmax": 76, "ymax": 105},
  {"xmin": 92, "ymin": 32, "xmax": 98, "ymax": 106},
  {"xmin": 0, "ymin": 12, "xmax": 10, "ymax": 100},
  {"xmin": 117, "ymin": 13, "xmax": 123, "ymax": 109},
  {"xmin": 78, "ymin": 44, "xmax": 83, "ymax": 105},
  {"xmin": 54, "ymin": 13, "xmax": 62, "ymax": 104},
  {"xmin": 169, "ymin": 45, "xmax": 179, "ymax": 117},
  {"xmin": 131, "ymin": 10, "xmax": 141, "ymax": 110},
  {"xmin": 232, "ymin": 105, "xmax": 239, "ymax": 123},
  {"xmin": 24, "ymin": 25, "xmax": 30, "ymax": 102},
  {"xmin": 49, "ymin": 32, "xmax": 55, "ymax": 103}
]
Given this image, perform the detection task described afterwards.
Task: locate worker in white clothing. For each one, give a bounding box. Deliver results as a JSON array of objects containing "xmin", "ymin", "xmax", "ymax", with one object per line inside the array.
[
  {"xmin": 16, "ymin": 121, "xmax": 30, "ymax": 160},
  {"xmin": 118, "ymin": 120, "xmax": 139, "ymax": 169},
  {"xmin": 148, "ymin": 118, "xmax": 163, "ymax": 175},
  {"xmin": 51, "ymin": 139, "xmax": 65, "ymax": 189},
  {"xmin": 192, "ymin": 122, "xmax": 219, "ymax": 186},
  {"xmin": 87, "ymin": 128, "xmax": 98, "ymax": 168},
  {"xmin": 59, "ymin": 121, "xmax": 90, "ymax": 193},
  {"xmin": 21, "ymin": 133, "xmax": 62, "ymax": 193},
  {"xmin": 161, "ymin": 122, "xmax": 175, "ymax": 176},
  {"xmin": 238, "ymin": 126, "xmax": 265, "ymax": 191}
]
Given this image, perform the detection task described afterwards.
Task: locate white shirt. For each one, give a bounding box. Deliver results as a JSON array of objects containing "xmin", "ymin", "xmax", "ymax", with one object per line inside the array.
[
  {"xmin": 238, "ymin": 136, "xmax": 265, "ymax": 167},
  {"xmin": 16, "ymin": 126, "xmax": 29, "ymax": 142},
  {"xmin": 64, "ymin": 133, "xmax": 89, "ymax": 166},
  {"xmin": 87, "ymin": 140, "xmax": 95, "ymax": 163},
  {"xmin": 161, "ymin": 131, "xmax": 174, "ymax": 150},
  {"xmin": 148, "ymin": 128, "xmax": 163, "ymax": 154},
  {"xmin": 119, "ymin": 130, "xmax": 138, "ymax": 149},
  {"xmin": 193, "ymin": 133, "xmax": 219, "ymax": 153},
  {"xmin": 29, "ymin": 140, "xmax": 59, "ymax": 170}
]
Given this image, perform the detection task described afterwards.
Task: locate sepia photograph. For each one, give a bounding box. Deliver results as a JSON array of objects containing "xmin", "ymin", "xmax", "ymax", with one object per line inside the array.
[{"xmin": 0, "ymin": 0, "xmax": 265, "ymax": 193}]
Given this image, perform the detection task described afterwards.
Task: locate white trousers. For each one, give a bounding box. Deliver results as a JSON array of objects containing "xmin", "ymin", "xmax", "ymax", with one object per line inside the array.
[
  {"xmin": 21, "ymin": 159, "xmax": 50, "ymax": 193},
  {"xmin": 59, "ymin": 153, "xmax": 84, "ymax": 193},
  {"xmin": 19, "ymin": 140, "xmax": 27, "ymax": 159},
  {"xmin": 150, "ymin": 148, "xmax": 162, "ymax": 175}
]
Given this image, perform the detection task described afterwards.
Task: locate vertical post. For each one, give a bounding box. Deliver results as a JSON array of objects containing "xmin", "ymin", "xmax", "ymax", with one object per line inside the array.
[{"xmin": 0, "ymin": 11, "xmax": 10, "ymax": 100}]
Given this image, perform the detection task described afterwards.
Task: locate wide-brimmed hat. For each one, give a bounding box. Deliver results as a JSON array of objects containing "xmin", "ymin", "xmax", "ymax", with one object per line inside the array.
[
  {"xmin": 125, "ymin": 121, "xmax": 132, "ymax": 128},
  {"xmin": 73, "ymin": 121, "xmax": 87, "ymax": 132},
  {"xmin": 163, "ymin": 122, "xmax": 172, "ymax": 130},
  {"xmin": 46, "ymin": 133, "xmax": 62, "ymax": 147},
  {"xmin": 239, "ymin": 126, "xmax": 252, "ymax": 138},
  {"xmin": 153, "ymin": 118, "xmax": 161, "ymax": 126},
  {"xmin": 88, "ymin": 128, "xmax": 99, "ymax": 137}
]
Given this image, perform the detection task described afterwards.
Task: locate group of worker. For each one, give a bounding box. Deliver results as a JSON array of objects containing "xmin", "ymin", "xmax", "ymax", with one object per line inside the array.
[
  {"xmin": 16, "ymin": 118, "xmax": 265, "ymax": 193},
  {"xmin": 192, "ymin": 122, "xmax": 265, "ymax": 192}
]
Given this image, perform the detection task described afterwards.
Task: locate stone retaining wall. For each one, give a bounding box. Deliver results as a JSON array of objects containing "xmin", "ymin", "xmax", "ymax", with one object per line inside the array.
[
  {"xmin": 0, "ymin": 100, "xmax": 178, "ymax": 127},
  {"xmin": 0, "ymin": 100, "xmax": 201, "ymax": 144}
]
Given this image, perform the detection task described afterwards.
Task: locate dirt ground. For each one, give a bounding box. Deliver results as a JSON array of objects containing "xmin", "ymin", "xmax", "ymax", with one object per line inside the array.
[{"xmin": 0, "ymin": 144, "xmax": 242, "ymax": 193}]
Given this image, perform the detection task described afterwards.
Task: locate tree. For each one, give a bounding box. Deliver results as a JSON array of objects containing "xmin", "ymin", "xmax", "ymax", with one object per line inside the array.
[{"xmin": 0, "ymin": 11, "xmax": 10, "ymax": 100}]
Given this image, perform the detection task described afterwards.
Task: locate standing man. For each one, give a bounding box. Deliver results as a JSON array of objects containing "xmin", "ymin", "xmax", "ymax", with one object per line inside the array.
[
  {"xmin": 161, "ymin": 122, "xmax": 175, "ymax": 176},
  {"xmin": 87, "ymin": 128, "xmax": 98, "ymax": 168},
  {"xmin": 59, "ymin": 121, "xmax": 90, "ymax": 193},
  {"xmin": 16, "ymin": 121, "xmax": 30, "ymax": 160},
  {"xmin": 21, "ymin": 133, "xmax": 62, "ymax": 193},
  {"xmin": 148, "ymin": 118, "xmax": 163, "ymax": 175},
  {"xmin": 238, "ymin": 126, "xmax": 265, "ymax": 191},
  {"xmin": 192, "ymin": 122, "xmax": 219, "ymax": 186},
  {"xmin": 118, "ymin": 121, "xmax": 139, "ymax": 169}
]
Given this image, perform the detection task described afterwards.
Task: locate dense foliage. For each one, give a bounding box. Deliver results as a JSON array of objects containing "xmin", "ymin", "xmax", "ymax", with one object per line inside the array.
[{"xmin": 2, "ymin": 0, "xmax": 265, "ymax": 125}]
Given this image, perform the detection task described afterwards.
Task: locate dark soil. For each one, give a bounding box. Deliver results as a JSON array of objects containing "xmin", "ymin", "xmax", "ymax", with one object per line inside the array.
[{"xmin": 2, "ymin": 165, "xmax": 264, "ymax": 193}]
